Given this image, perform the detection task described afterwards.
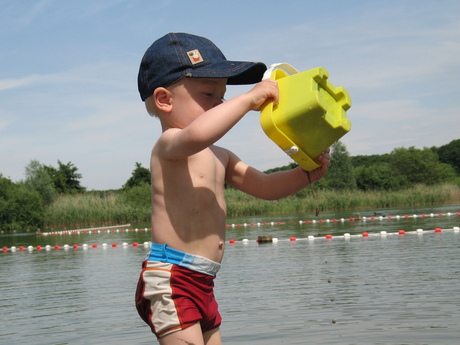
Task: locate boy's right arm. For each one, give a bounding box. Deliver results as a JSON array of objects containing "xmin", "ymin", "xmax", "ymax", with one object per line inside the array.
[{"xmin": 161, "ymin": 79, "xmax": 279, "ymax": 160}]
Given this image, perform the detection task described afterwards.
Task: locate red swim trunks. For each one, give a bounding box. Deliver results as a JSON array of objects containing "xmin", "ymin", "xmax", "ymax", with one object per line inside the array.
[{"xmin": 135, "ymin": 260, "xmax": 222, "ymax": 338}]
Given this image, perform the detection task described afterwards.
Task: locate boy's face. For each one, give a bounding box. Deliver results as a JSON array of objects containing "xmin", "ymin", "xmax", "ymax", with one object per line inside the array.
[{"xmin": 167, "ymin": 78, "xmax": 227, "ymax": 128}]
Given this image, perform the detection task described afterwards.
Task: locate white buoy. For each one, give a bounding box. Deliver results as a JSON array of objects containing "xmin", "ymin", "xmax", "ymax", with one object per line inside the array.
[
  {"xmin": 82, "ymin": 244, "xmax": 88, "ymax": 249},
  {"xmin": 344, "ymin": 233, "xmax": 351, "ymax": 238},
  {"xmin": 308, "ymin": 235, "xmax": 315, "ymax": 240},
  {"xmin": 242, "ymin": 239, "xmax": 249, "ymax": 244},
  {"xmin": 380, "ymin": 231, "xmax": 387, "ymax": 236},
  {"xmin": 63, "ymin": 244, "xmax": 70, "ymax": 250},
  {"xmin": 272, "ymin": 238, "xmax": 279, "ymax": 243},
  {"xmin": 453, "ymin": 227, "xmax": 459, "ymax": 232},
  {"xmin": 27, "ymin": 246, "xmax": 34, "ymax": 251},
  {"xmin": 45, "ymin": 245, "xmax": 51, "ymax": 250},
  {"xmin": 416, "ymin": 229, "xmax": 424, "ymax": 234}
]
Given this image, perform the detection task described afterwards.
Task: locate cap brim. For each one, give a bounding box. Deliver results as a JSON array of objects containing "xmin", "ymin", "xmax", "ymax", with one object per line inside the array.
[{"xmin": 188, "ymin": 61, "xmax": 267, "ymax": 85}]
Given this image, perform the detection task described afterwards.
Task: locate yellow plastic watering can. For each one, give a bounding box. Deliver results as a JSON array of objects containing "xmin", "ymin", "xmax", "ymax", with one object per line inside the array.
[{"xmin": 260, "ymin": 63, "xmax": 352, "ymax": 171}]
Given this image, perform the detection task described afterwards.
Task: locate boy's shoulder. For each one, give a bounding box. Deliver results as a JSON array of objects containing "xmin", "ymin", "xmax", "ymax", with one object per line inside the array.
[{"xmin": 156, "ymin": 127, "xmax": 180, "ymax": 142}]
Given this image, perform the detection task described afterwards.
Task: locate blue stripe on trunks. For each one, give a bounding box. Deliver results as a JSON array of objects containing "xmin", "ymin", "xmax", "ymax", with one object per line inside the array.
[{"xmin": 147, "ymin": 243, "xmax": 221, "ymax": 276}]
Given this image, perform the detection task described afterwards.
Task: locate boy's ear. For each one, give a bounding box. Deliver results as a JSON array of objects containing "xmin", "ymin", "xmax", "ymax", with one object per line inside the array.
[{"xmin": 153, "ymin": 87, "xmax": 173, "ymax": 113}]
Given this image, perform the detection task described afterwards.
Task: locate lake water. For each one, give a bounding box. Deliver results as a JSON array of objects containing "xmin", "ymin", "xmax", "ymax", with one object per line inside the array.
[{"xmin": 1, "ymin": 204, "xmax": 459, "ymax": 344}]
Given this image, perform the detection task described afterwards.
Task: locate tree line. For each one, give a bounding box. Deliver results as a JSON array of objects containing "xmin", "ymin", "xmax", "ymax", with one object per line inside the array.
[{"xmin": 1, "ymin": 139, "xmax": 459, "ymax": 231}]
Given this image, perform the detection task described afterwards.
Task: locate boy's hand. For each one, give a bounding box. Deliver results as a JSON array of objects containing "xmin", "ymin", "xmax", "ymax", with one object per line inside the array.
[
  {"xmin": 308, "ymin": 148, "xmax": 331, "ymax": 182},
  {"xmin": 247, "ymin": 79, "xmax": 279, "ymax": 111}
]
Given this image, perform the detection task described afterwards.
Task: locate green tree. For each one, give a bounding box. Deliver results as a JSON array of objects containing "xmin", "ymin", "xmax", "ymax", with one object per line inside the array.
[
  {"xmin": 24, "ymin": 160, "xmax": 57, "ymax": 205},
  {"xmin": 389, "ymin": 146, "xmax": 456, "ymax": 185},
  {"xmin": 354, "ymin": 163, "xmax": 406, "ymax": 190},
  {"xmin": 123, "ymin": 162, "xmax": 151, "ymax": 189},
  {"xmin": 325, "ymin": 141, "xmax": 356, "ymax": 190},
  {"xmin": 45, "ymin": 160, "xmax": 85, "ymax": 194},
  {"xmin": 436, "ymin": 139, "xmax": 460, "ymax": 174},
  {"xmin": 0, "ymin": 175, "xmax": 44, "ymax": 230},
  {"xmin": 121, "ymin": 182, "xmax": 151, "ymax": 208},
  {"xmin": 350, "ymin": 153, "xmax": 390, "ymax": 167}
]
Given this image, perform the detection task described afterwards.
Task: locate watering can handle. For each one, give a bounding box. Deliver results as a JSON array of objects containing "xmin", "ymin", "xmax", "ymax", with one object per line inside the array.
[{"xmin": 262, "ymin": 63, "xmax": 299, "ymax": 80}]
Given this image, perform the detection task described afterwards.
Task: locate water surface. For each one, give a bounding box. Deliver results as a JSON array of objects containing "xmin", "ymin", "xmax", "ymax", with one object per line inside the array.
[{"xmin": 1, "ymin": 205, "xmax": 459, "ymax": 344}]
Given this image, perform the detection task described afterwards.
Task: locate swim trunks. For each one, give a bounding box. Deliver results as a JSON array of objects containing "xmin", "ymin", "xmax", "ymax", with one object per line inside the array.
[{"xmin": 135, "ymin": 243, "xmax": 222, "ymax": 338}]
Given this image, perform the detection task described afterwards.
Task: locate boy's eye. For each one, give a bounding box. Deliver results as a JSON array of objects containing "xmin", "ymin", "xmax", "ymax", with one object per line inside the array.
[{"xmin": 203, "ymin": 92, "xmax": 225, "ymax": 102}]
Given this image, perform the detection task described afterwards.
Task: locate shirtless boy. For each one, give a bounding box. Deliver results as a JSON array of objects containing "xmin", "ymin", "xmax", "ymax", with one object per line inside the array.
[{"xmin": 135, "ymin": 32, "xmax": 330, "ymax": 345}]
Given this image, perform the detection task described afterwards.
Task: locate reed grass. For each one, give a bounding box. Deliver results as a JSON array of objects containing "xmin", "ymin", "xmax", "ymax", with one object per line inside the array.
[
  {"xmin": 225, "ymin": 183, "xmax": 460, "ymax": 216},
  {"xmin": 44, "ymin": 192, "xmax": 150, "ymax": 229},
  {"xmin": 44, "ymin": 183, "xmax": 460, "ymax": 228}
]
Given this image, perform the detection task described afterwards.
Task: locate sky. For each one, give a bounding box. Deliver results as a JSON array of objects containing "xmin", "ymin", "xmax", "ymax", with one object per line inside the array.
[{"xmin": 1, "ymin": 0, "xmax": 459, "ymax": 190}]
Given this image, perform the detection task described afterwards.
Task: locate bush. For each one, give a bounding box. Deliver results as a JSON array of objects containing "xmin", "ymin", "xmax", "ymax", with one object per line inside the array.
[{"xmin": 0, "ymin": 175, "xmax": 44, "ymax": 230}]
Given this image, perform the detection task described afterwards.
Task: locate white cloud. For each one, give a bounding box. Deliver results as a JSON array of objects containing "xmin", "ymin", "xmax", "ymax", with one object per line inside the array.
[{"xmin": 0, "ymin": 75, "xmax": 41, "ymax": 91}]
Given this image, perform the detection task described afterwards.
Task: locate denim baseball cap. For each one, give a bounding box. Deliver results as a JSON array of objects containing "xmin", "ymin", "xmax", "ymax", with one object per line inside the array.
[{"xmin": 138, "ymin": 32, "xmax": 267, "ymax": 101}]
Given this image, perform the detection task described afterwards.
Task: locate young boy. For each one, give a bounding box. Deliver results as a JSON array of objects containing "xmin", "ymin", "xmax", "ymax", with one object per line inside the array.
[{"xmin": 135, "ymin": 32, "xmax": 330, "ymax": 345}]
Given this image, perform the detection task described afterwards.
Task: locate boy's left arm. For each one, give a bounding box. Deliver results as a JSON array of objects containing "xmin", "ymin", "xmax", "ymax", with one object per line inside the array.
[{"xmin": 225, "ymin": 149, "xmax": 330, "ymax": 200}]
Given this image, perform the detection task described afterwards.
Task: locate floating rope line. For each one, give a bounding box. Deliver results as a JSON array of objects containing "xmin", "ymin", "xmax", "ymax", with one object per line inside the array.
[
  {"xmin": 226, "ymin": 212, "xmax": 459, "ymax": 228},
  {"xmin": 40, "ymin": 224, "xmax": 132, "ymax": 235},
  {"xmin": 3, "ymin": 226, "xmax": 459, "ymax": 252},
  {"xmin": 36, "ymin": 212, "xmax": 460, "ymax": 237}
]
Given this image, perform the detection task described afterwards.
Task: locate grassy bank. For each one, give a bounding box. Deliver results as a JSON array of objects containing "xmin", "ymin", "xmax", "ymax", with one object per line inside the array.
[
  {"xmin": 226, "ymin": 183, "xmax": 460, "ymax": 216},
  {"xmin": 44, "ymin": 192, "xmax": 151, "ymax": 229},
  {"xmin": 44, "ymin": 183, "xmax": 460, "ymax": 229}
]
